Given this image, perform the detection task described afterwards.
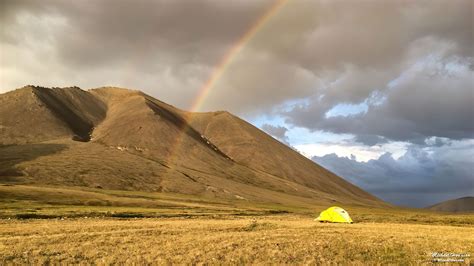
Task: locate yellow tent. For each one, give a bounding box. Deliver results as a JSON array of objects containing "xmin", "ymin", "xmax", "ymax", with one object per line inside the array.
[{"xmin": 315, "ymin": 206, "xmax": 353, "ymax": 223}]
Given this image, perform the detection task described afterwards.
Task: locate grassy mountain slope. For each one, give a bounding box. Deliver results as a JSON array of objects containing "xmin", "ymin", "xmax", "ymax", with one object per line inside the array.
[
  {"xmin": 0, "ymin": 86, "xmax": 385, "ymax": 207},
  {"xmin": 189, "ymin": 111, "xmax": 378, "ymax": 202},
  {"xmin": 427, "ymin": 196, "xmax": 474, "ymax": 213}
]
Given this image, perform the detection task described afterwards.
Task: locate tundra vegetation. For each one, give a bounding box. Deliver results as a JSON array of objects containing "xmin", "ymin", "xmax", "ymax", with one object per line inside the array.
[{"xmin": 1, "ymin": 184, "xmax": 473, "ymax": 264}]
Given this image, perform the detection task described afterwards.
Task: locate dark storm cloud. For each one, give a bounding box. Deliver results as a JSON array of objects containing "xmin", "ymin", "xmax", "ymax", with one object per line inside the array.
[
  {"xmin": 55, "ymin": 1, "xmax": 272, "ymax": 68},
  {"xmin": 354, "ymin": 135, "xmax": 388, "ymax": 147},
  {"xmin": 284, "ymin": 55, "xmax": 474, "ymax": 143},
  {"xmin": 313, "ymin": 141, "xmax": 474, "ymax": 207},
  {"xmin": 1, "ymin": 0, "xmax": 471, "ymax": 137},
  {"xmin": 1, "ymin": 0, "xmax": 270, "ymax": 58},
  {"xmin": 0, "ymin": 0, "xmax": 275, "ymax": 107},
  {"xmin": 1, "ymin": 0, "xmax": 472, "ymax": 115}
]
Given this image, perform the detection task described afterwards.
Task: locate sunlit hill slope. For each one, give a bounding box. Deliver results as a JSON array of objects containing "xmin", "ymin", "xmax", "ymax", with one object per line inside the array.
[{"xmin": 0, "ymin": 86, "xmax": 385, "ymax": 208}]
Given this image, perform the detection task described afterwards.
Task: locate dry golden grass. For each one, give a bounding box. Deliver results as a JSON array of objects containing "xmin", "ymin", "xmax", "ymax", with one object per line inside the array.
[
  {"xmin": 1, "ymin": 216, "xmax": 473, "ymax": 264},
  {"xmin": 1, "ymin": 185, "xmax": 473, "ymax": 264}
]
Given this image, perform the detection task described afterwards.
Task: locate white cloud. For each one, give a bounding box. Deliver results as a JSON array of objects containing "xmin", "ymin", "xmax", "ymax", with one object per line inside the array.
[{"xmin": 294, "ymin": 140, "xmax": 409, "ymax": 162}]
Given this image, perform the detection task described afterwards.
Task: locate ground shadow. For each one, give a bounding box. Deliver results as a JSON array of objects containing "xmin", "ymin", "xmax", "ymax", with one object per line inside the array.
[
  {"xmin": 144, "ymin": 96, "xmax": 232, "ymax": 161},
  {"xmin": 32, "ymin": 87, "xmax": 105, "ymax": 142},
  {"xmin": 0, "ymin": 143, "xmax": 67, "ymax": 182}
]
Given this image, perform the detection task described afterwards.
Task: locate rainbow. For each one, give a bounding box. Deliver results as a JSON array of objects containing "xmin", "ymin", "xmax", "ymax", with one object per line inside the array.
[
  {"xmin": 188, "ymin": 0, "xmax": 288, "ymax": 112},
  {"xmin": 165, "ymin": 0, "xmax": 288, "ymax": 168}
]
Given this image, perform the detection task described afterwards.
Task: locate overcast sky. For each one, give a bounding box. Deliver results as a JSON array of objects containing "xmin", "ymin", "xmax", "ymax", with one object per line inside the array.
[{"xmin": 1, "ymin": 0, "xmax": 473, "ymax": 207}]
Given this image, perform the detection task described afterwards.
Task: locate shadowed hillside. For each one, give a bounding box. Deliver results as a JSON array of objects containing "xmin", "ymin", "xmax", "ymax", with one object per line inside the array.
[
  {"xmin": 0, "ymin": 86, "xmax": 386, "ymax": 207},
  {"xmin": 427, "ymin": 197, "xmax": 474, "ymax": 213},
  {"xmin": 32, "ymin": 86, "xmax": 106, "ymax": 141}
]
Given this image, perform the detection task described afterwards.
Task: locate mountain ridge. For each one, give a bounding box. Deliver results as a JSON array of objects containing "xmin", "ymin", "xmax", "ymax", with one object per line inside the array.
[{"xmin": 0, "ymin": 85, "xmax": 386, "ymax": 207}]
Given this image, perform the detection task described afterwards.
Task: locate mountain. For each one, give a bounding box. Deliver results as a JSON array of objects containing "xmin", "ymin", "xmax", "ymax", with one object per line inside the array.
[
  {"xmin": 0, "ymin": 86, "xmax": 385, "ymax": 207},
  {"xmin": 427, "ymin": 197, "xmax": 474, "ymax": 213}
]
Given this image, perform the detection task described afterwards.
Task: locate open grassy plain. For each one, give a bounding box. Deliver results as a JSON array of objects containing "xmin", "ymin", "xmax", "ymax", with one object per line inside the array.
[
  {"xmin": 1, "ymin": 216, "xmax": 473, "ymax": 264},
  {"xmin": 1, "ymin": 184, "xmax": 473, "ymax": 264}
]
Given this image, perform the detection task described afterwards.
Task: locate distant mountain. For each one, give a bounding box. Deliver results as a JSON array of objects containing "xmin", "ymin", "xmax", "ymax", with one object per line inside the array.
[
  {"xmin": 427, "ymin": 197, "xmax": 474, "ymax": 213},
  {"xmin": 0, "ymin": 86, "xmax": 385, "ymax": 207}
]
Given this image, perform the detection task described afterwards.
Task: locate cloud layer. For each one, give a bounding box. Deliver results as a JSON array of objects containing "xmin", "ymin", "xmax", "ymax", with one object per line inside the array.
[
  {"xmin": 261, "ymin": 124, "xmax": 289, "ymax": 144},
  {"xmin": 2, "ymin": 0, "xmax": 471, "ymax": 144},
  {"xmin": 313, "ymin": 140, "xmax": 474, "ymax": 207},
  {"xmin": 2, "ymin": 1, "xmax": 472, "ymax": 114}
]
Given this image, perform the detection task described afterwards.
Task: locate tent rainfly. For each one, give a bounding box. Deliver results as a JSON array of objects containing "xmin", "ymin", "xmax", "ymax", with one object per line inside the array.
[{"xmin": 315, "ymin": 206, "xmax": 353, "ymax": 223}]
